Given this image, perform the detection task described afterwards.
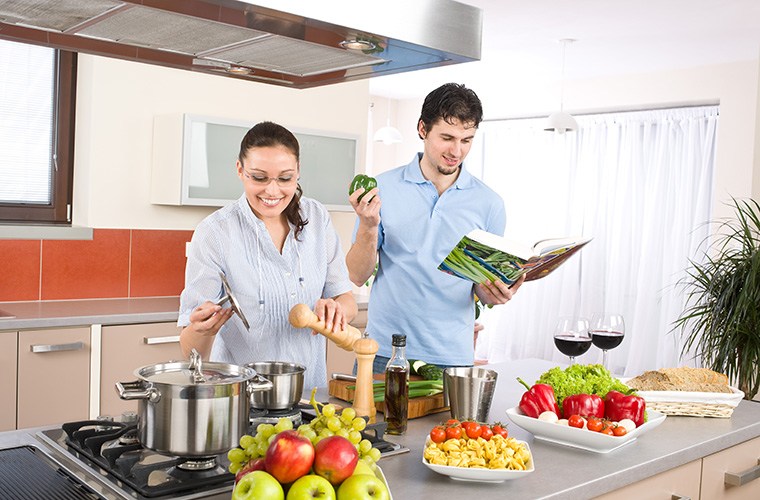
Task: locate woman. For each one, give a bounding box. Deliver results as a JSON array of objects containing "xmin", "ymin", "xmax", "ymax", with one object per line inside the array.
[{"xmin": 178, "ymin": 121, "xmax": 357, "ymax": 389}]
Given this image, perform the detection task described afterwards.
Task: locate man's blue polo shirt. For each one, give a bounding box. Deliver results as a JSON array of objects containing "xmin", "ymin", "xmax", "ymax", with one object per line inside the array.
[{"xmin": 355, "ymin": 153, "xmax": 506, "ymax": 365}]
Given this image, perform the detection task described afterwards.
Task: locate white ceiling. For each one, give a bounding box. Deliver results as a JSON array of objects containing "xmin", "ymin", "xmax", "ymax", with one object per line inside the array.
[{"xmin": 369, "ymin": 0, "xmax": 760, "ymax": 100}]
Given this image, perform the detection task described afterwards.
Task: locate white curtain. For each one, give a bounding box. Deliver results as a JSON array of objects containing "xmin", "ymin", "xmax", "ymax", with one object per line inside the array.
[{"xmin": 471, "ymin": 106, "xmax": 718, "ymax": 376}]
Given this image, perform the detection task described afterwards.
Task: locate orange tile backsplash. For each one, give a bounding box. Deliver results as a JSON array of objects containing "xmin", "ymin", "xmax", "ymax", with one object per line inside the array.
[{"xmin": 1, "ymin": 229, "xmax": 192, "ymax": 302}]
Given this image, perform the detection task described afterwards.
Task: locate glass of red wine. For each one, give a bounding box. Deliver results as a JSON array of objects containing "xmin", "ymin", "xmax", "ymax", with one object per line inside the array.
[
  {"xmin": 590, "ymin": 313, "xmax": 625, "ymax": 369},
  {"xmin": 553, "ymin": 317, "xmax": 591, "ymax": 365}
]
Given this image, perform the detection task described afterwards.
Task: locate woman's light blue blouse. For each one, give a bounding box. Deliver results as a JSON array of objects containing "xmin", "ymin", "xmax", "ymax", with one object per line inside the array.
[{"xmin": 178, "ymin": 195, "xmax": 353, "ymax": 389}]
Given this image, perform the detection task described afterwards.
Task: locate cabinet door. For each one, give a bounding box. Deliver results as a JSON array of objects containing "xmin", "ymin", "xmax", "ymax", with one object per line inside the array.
[
  {"xmin": 0, "ymin": 331, "xmax": 18, "ymax": 431},
  {"xmin": 100, "ymin": 322, "xmax": 183, "ymax": 417},
  {"xmin": 326, "ymin": 309, "xmax": 367, "ymax": 377},
  {"xmin": 702, "ymin": 435, "xmax": 760, "ymax": 499},
  {"xmin": 17, "ymin": 327, "xmax": 91, "ymax": 428},
  {"xmin": 593, "ymin": 459, "xmax": 701, "ymax": 500}
]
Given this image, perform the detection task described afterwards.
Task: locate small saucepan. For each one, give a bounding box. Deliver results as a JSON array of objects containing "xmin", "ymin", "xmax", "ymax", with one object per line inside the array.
[{"xmin": 246, "ymin": 361, "xmax": 306, "ymax": 410}]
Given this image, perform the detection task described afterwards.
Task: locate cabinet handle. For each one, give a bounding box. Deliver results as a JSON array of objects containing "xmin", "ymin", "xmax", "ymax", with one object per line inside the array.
[
  {"xmin": 725, "ymin": 459, "xmax": 760, "ymax": 487},
  {"xmin": 30, "ymin": 341, "xmax": 84, "ymax": 353},
  {"xmin": 143, "ymin": 335, "xmax": 180, "ymax": 345},
  {"xmin": 671, "ymin": 495, "xmax": 691, "ymax": 500}
]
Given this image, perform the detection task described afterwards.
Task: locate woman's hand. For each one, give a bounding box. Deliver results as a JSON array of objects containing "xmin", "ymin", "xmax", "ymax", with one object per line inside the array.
[
  {"xmin": 474, "ymin": 274, "xmax": 526, "ymax": 305},
  {"xmin": 189, "ymin": 301, "xmax": 233, "ymax": 337},
  {"xmin": 313, "ymin": 298, "xmax": 347, "ymax": 334}
]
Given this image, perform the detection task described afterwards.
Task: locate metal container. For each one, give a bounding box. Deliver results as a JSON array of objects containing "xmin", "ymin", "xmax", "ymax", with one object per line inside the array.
[
  {"xmin": 443, "ymin": 367, "xmax": 498, "ymax": 422},
  {"xmin": 116, "ymin": 350, "xmax": 273, "ymax": 457},
  {"xmin": 246, "ymin": 361, "xmax": 306, "ymax": 410}
]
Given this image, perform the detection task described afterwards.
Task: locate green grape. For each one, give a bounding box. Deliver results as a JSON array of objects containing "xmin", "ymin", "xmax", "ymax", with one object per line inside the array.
[
  {"xmin": 361, "ymin": 454, "xmax": 375, "ymax": 465},
  {"xmin": 322, "ymin": 404, "xmax": 337, "ymax": 418},
  {"xmin": 340, "ymin": 407, "xmax": 356, "ymax": 423},
  {"xmin": 267, "ymin": 434, "xmax": 278, "ymax": 445},
  {"xmin": 351, "ymin": 417, "xmax": 367, "ymax": 431},
  {"xmin": 368, "ymin": 447, "xmax": 382, "ymax": 462},
  {"xmin": 228, "ymin": 461, "xmax": 242, "ymax": 474},
  {"xmin": 335, "ymin": 428, "xmax": 350, "ymax": 439},
  {"xmin": 297, "ymin": 424, "xmax": 311, "ymax": 434},
  {"xmin": 359, "ymin": 439, "xmax": 373, "ymax": 455},
  {"xmin": 326, "ymin": 416, "xmax": 342, "ymax": 432},
  {"xmin": 256, "ymin": 423, "xmax": 275, "ymax": 437},
  {"xmin": 348, "ymin": 430, "xmax": 362, "ymax": 445},
  {"xmin": 309, "ymin": 435, "xmax": 320, "ymax": 446},
  {"xmin": 239, "ymin": 434, "xmax": 255, "ymax": 449},
  {"xmin": 318, "ymin": 428, "xmax": 334, "ymax": 438},
  {"xmin": 244, "ymin": 444, "xmax": 258, "ymax": 458},
  {"xmin": 300, "ymin": 428, "xmax": 317, "ymax": 442},
  {"xmin": 227, "ymin": 448, "xmax": 246, "ymax": 463},
  {"xmin": 274, "ymin": 417, "xmax": 293, "ymax": 433},
  {"xmin": 258, "ymin": 441, "xmax": 270, "ymax": 456}
]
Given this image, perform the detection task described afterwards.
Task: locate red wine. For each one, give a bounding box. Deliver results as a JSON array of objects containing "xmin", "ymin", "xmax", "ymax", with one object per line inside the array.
[
  {"xmin": 591, "ymin": 330, "xmax": 625, "ymax": 350},
  {"xmin": 384, "ymin": 366, "xmax": 408, "ymax": 434},
  {"xmin": 554, "ymin": 334, "xmax": 592, "ymax": 357}
]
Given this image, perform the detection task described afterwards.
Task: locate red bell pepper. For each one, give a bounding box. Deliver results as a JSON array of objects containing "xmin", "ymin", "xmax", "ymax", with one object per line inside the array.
[
  {"xmin": 604, "ymin": 390, "xmax": 646, "ymax": 427},
  {"xmin": 562, "ymin": 394, "xmax": 605, "ymax": 419},
  {"xmin": 517, "ymin": 377, "xmax": 560, "ymax": 418}
]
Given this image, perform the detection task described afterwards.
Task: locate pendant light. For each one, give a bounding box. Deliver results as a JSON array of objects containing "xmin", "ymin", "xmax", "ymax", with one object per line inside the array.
[
  {"xmin": 544, "ymin": 39, "xmax": 578, "ymax": 135},
  {"xmin": 373, "ymin": 99, "xmax": 402, "ymax": 145}
]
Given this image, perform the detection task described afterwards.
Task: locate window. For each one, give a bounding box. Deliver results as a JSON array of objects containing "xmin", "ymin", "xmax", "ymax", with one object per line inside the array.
[{"xmin": 0, "ymin": 40, "xmax": 76, "ymax": 224}]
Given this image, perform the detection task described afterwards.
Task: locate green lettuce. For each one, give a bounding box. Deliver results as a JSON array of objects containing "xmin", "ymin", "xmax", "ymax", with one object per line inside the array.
[{"xmin": 536, "ymin": 364, "xmax": 632, "ymax": 412}]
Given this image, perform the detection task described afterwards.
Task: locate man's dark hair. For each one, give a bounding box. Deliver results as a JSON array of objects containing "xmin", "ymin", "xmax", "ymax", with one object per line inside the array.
[{"xmin": 418, "ymin": 83, "xmax": 483, "ymax": 139}]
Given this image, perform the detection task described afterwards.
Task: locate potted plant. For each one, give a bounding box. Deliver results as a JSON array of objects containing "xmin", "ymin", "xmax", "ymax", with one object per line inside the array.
[{"xmin": 673, "ymin": 197, "xmax": 760, "ymax": 400}]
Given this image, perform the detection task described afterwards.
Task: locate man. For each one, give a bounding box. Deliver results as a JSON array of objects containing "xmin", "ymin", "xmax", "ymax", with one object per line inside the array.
[{"xmin": 347, "ymin": 83, "xmax": 524, "ymax": 373}]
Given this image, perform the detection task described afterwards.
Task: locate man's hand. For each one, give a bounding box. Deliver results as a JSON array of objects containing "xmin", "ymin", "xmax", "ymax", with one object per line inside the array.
[
  {"xmin": 349, "ymin": 187, "xmax": 381, "ymax": 227},
  {"xmin": 474, "ymin": 274, "xmax": 526, "ymax": 305}
]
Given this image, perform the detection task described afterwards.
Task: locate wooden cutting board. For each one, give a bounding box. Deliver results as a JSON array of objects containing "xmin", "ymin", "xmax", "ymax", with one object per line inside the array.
[{"xmin": 328, "ymin": 378, "xmax": 449, "ymax": 419}]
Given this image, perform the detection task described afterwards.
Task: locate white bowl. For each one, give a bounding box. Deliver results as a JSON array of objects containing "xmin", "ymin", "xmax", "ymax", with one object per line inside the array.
[{"xmin": 421, "ymin": 438, "xmax": 534, "ymax": 483}]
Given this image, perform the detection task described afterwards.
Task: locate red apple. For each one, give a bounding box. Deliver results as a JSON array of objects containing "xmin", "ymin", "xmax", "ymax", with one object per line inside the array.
[
  {"xmin": 313, "ymin": 436, "xmax": 359, "ymax": 486},
  {"xmin": 235, "ymin": 457, "xmax": 267, "ymax": 484},
  {"xmin": 265, "ymin": 430, "xmax": 315, "ymax": 484}
]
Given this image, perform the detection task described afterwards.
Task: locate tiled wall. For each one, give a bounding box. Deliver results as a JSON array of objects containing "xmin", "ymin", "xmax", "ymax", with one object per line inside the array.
[{"xmin": 0, "ymin": 229, "xmax": 193, "ymax": 302}]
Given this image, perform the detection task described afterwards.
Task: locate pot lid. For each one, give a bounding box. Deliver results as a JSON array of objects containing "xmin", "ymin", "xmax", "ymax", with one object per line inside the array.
[{"xmin": 137, "ymin": 350, "xmax": 255, "ymax": 385}]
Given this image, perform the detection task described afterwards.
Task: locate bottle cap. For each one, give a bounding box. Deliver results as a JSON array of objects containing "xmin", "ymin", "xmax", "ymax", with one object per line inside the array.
[{"xmin": 391, "ymin": 334, "xmax": 406, "ymax": 347}]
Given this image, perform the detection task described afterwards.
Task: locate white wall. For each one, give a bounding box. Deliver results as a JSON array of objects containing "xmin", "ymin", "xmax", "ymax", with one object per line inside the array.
[
  {"xmin": 379, "ymin": 59, "xmax": 760, "ymax": 220},
  {"xmin": 72, "ymin": 55, "xmax": 370, "ymax": 230}
]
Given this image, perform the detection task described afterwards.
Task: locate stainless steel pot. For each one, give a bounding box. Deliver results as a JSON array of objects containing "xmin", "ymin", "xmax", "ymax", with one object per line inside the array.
[
  {"xmin": 246, "ymin": 361, "xmax": 306, "ymax": 410},
  {"xmin": 116, "ymin": 350, "xmax": 273, "ymax": 457}
]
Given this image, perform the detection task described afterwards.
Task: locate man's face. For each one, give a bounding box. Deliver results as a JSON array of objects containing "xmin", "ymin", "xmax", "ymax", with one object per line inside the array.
[{"xmin": 419, "ymin": 117, "xmax": 477, "ymax": 176}]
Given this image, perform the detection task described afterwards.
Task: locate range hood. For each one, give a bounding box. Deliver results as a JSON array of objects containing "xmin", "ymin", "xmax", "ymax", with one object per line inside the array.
[{"xmin": 0, "ymin": 0, "xmax": 482, "ymax": 88}]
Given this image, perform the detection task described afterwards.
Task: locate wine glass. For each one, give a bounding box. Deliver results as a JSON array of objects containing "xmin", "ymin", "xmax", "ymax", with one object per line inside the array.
[
  {"xmin": 590, "ymin": 313, "xmax": 625, "ymax": 369},
  {"xmin": 553, "ymin": 317, "xmax": 591, "ymax": 365}
]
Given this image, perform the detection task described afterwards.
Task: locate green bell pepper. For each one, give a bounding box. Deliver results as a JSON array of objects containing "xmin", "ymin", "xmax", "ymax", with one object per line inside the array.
[{"xmin": 349, "ymin": 174, "xmax": 377, "ymax": 202}]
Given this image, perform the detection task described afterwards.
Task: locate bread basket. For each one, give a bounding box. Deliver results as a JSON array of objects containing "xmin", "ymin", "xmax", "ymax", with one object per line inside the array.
[{"xmin": 631, "ymin": 385, "xmax": 744, "ymax": 418}]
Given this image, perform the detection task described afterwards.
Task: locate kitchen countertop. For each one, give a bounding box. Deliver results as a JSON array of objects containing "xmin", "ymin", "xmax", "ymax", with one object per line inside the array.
[
  {"xmin": 1, "ymin": 359, "xmax": 756, "ymax": 499},
  {"xmin": 0, "ymin": 294, "xmax": 370, "ymax": 331}
]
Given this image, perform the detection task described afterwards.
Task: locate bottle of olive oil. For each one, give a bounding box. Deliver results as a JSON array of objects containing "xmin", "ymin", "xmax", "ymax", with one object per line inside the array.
[{"xmin": 384, "ymin": 334, "xmax": 409, "ymax": 434}]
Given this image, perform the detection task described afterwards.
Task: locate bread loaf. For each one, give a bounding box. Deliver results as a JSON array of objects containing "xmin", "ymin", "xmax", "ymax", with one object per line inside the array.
[{"xmin": 627, "ymin": 367, "xmax": 732, "ymax": 393}]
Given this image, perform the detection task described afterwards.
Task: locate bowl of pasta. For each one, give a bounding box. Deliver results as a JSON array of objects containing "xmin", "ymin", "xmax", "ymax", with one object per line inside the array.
[{"xmin": 421, "ymin": 434, "xmax": 535, "ymax": 483}]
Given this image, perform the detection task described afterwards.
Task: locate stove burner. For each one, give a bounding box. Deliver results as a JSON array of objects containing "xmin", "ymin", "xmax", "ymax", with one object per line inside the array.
[
  {"xmin": 250, "ymin": 405, "xmax": 303, "ymax": 428},
  {"xmin": 176, "ymin": 457, "xmax": 217, "ymax": 471},
  {"xmin": 118, "ymin": 427, "xmax": 140, "ymax": 446}
]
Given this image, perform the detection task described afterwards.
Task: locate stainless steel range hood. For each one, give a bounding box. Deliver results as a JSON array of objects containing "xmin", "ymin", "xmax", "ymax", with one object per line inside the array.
[{"xmin": 0, "ymin": 0, "xmax": 482, "ymax": 88}]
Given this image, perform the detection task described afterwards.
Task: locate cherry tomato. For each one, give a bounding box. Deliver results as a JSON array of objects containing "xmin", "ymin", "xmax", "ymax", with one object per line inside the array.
[
  {"xmin": 445, "ymin": 419, "xmax": 460, "ymax": 427},
  {"xmin": 612, "ymin": 425, "xmax": 628, "ymax": 437},
  {"xmin": 586, "ymin": 418, "xmax": 604, "ymax": 432},
  {"xmin": 479, "ymin": 425, "xmax": 493, "ymax": 441},
  {"xmin": 601, "ymin": 427, "xmax": 615, "ymax": 436},
  {"xmin": 445, "ymin": 425, "xmax": 462, "ymax": 440},
  {"xmin": 463, "ymin": 421, "xmax": 482, "ymax": 439},
  {"xmin": 568, "ymin": 415, "xmax": 585, "ymax": 428},
  {"xmin": 429, "ymin": 426, "xmax": 446, "ymax": 443},
  {"xmin": 491, "ymin": 424, "xmax": 508, "ymax": 439}
]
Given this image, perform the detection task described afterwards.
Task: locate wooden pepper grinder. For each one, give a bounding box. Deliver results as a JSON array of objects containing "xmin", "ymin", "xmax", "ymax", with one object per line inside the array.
[{"xmin": 288, "ymin": 303, "xmax": 377, "ymax": 422}]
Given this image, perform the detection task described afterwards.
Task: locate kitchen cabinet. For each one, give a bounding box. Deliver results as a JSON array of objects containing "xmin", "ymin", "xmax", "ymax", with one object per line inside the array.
[
  {"xmin": 326, "ymin": 309, "xmax": 367, "ymax": 377},
  {"xmin": 594, "ymin": 459, "xmax": 701, "ymax": 500},
  {"xmin": 17, "ymin": 327, "xmax": 90, "ymax": 428},
  {"xmin": 702, "ymin": 435, "xmax": 760, "ymax": 499},
  {"xmin": 99, "ymin": 322, "xmax": 183, "ymax": 418},
  {"xmin": 0, "ymin": 331, "xmax": 17, "ymax": 431}
]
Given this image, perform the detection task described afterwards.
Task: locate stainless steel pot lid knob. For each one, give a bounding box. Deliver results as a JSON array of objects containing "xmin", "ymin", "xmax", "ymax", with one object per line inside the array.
[{"xmin": 217, "ymin": 272, "xmax": 251, "ymax": 330}]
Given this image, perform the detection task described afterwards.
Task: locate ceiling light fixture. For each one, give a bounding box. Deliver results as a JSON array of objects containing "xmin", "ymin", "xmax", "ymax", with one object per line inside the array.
[
  {"xmin": 544, "ymin": 38, "xmax": 578, "ymax": 135},
  {"xmin": 373, "ymin": 100, "xmax": 402, "ymax": 145},
  {"xmin": 340, "ymin": 39, "xmax": 376, "ymax": 51}
]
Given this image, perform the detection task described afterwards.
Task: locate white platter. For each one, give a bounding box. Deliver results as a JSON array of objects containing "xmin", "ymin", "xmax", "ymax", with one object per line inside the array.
[
  {"xmin": 375, "ymin": 465, "xmax": 394, "ymax": 499},
  {"xmin": 421, "ymin": 437, "xmax": 534, "ymax": 483},
  {"xmin": 506, "ymin": 407, "xmax": 666, "ymax": 454}
]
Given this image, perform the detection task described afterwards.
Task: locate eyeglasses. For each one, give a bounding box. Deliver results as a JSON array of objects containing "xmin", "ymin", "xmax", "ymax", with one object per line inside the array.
[{"xmin": 242, "ymin": 170, "xmax": 298, "ymax": 187}]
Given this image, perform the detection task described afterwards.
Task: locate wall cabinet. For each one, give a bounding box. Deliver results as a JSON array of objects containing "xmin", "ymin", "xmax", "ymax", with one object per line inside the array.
[
  {"xmin": 17, "ymin": 327, "xmax": 91, "ymax": 428},
  {"xmin": 99, "ymin": 322, "xmax": 183, "ymax": 418},
  {"xmin": 0, "ymin": 331, "xmax": 18, "ymax": 431}
]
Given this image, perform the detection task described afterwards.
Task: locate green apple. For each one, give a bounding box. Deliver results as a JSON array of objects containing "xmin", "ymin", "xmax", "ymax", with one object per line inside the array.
[
  {"xmin": 351, "ymin": 460, "xmax": 375, "ymax": 477},
  {"xmin": 232, "ymin": 470, "xmax": 284, "ymax": 500},
  {"xmin": 286, "ymin": 474, "xmax": 336, "ymax": 500},
  {"xmin": 336, "ymin": 474, "xmax": 390, "ymax": 500}
]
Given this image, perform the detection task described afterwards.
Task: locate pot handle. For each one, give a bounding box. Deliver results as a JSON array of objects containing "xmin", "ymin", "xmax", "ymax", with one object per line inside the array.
[
  {"xmin": 116, "ymin": 380, "xmax": 161, "ymax": 403},
  {"xmin": 247, "ymin": 374, "xmax": 274, "ymax": 394}
]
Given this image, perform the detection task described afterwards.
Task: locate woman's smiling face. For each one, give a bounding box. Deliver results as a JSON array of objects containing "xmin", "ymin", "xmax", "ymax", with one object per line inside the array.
[{"xmin": 237, "ymin": 144, "xmax": 299, "ymax": 221}]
